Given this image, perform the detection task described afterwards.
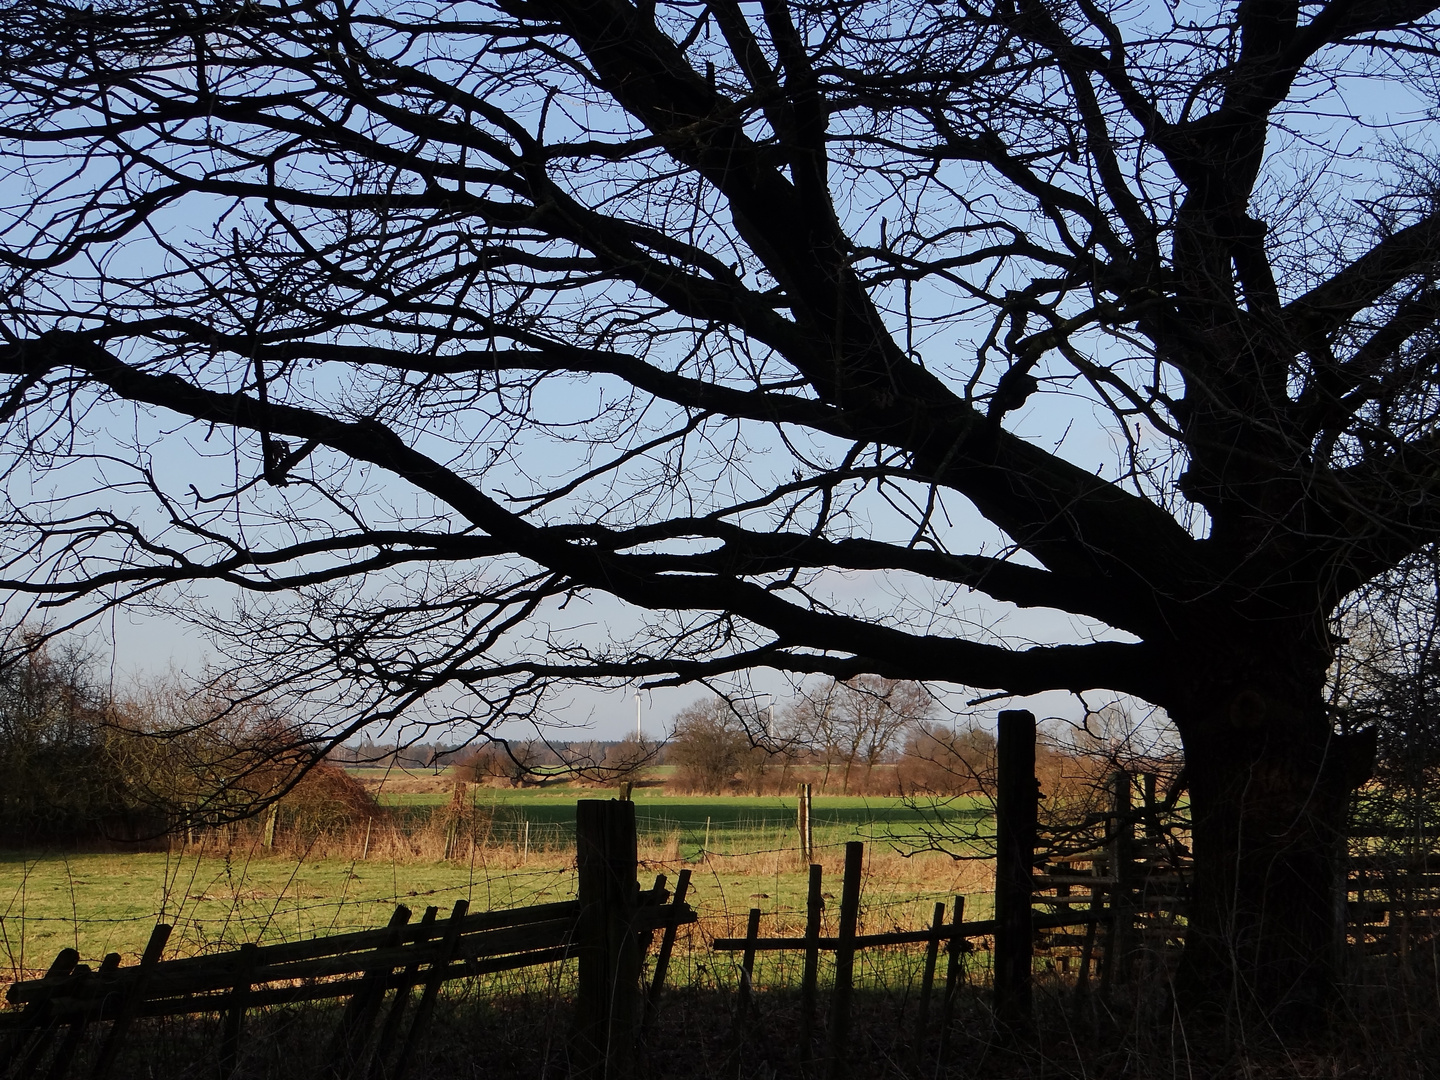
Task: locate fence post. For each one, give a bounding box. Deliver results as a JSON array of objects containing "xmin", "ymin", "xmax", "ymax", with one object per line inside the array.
[
  {"xmin": 1141, "ymin": 772, "xmax": 1161, "ymax": 839},
  {"xmin": 1076, "ymin": 861, "xmax": 1102, "ymax": 998},
  {"xmin": 321, "ymin": 903, "xmax": 412, "ymax": 1080},
  {"xmin": 574, "ymin": 799, "xmax": 642, "ymax": 1080},
  {"xmin": 824, "ymin": 841, "xmax": 864, "ymax": 1080},
  {"xmin": 46, "ymin": 953, "xmax": 119, "ymax": 1080},
  {"xmin": 1102, "ymin": 770, "xmax": 1136, "ymax": 992},
  {"xmin": 798, "ymin": 783, "xmax": 813, "ymax": 863},
  {"xmin": 371, "ymin": 906, "xmax": 439, "ymax": 1077},
  {"xmin": 912, "ymin": 900, "xmax": 946, "ymax": 1064},
  {"xmin": 93, "ymin": 922, "xmax": 171, "ymax": 1080},
  {"xmin": 736, "ymin": 907, "xmax": 761, "ymax": 1019},
  {"xmin": 936, "ymin": 895, "xmax": 965, "ymax": 1073},
  {"xmin": 220, "ymin": 942, "xmax": 260, "ymax": 1080},
  {"xmin": 3, "ymin": 947, "xmax": 81, "ymax": 1076},
  {"xmin": 800, "ymin": 863, "xmax": 823, "ymax": 1067},
  {"xmin": 1335, "ymin": 820, "xmax": 1353, "ymax": 972},
  {"xmin": 5, "ymin": 946, "xmax": 78, "ymax": 1034},
  {"xmin": 643, "ymin": 867, "xmax": 692, "ymax": 1031},
  {"xmin": 393, "ymin": 899, "xmax": 469, "ymax": 1080},
  {"xmin": 994, "ymin": 708, "xmax": 1036, "ymax": 1026}
]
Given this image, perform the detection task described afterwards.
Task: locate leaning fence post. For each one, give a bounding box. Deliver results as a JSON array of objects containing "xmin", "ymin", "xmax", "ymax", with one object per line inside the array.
[
  {"xmin": 912, "ymin": 901, "xmax": 946, "ymax": 1063},
  {"xmin": 392, "ymin": 898, "xmax": 468, "ymax": 1080},
  {"xmin": 799, "ymin": 863, "xmax": 824, "ymax": 1066},
  {"xmin": 322, "ymin": 903, "xmax": 412, "ymax": 1080},
  {"xmin": 936, "ymin": 895, "xmax": 966, "ymax": 1073},
  {"xmin": 7, "ymin": 947, "xmax": 82, "ymax": 1078},
  {"xmin": 643, "ymin": 867, "xmax": 691, "ymax": 1031},
  {"xmin": 824, "ymin": 841, "xmax": 864, "ymax": 1080},
  {"xmin": 92, "ymin": 922, "xmax": 171, "ymax": 1080},
  {"xmin": 573, "ymin": 799, "xmax": 642, "ymax": 1080},
  {"xmin": 736, "ymin": 907, "xmax": 762, "ymax": 1019},
  {"xmin": 370, "ymin": 906, "xmax": 438, "ymax": 1080},
  {"xmin": 0, "ymin": 945, "xmax": 78, "ymax": 1068},
  {"xmin": 46, "ymin": 953, "xmax": 120, "ymax": 1080},
  {"xmin": 994, "ymin": 708, "xmax": 1037, "ymax": 1026}
]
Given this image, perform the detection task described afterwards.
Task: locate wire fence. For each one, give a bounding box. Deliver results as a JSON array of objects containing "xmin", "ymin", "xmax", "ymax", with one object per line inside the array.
[{"xmin": 0, "ymin": 809, "xmax": 994, "ymax": 997}]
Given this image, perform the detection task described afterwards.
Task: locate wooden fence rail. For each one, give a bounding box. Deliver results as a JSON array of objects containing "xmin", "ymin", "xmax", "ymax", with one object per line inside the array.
[
  {"xmin": 0, "ymin": 799, "xmax": 696, "ymax": 1080},
  {"xmin": 710, "ymin": 838, "xmax": 1105, "ymax": 1077}
]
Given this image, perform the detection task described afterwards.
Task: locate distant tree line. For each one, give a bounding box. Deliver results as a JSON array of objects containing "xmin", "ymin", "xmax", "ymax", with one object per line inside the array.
[
  {"xmin": 663, "ymin": 678, "xmax": 998, "ymax": 796},
  {"xmin": 661, "ymin": 680, "xmax": 1192, "ymax": 800}
]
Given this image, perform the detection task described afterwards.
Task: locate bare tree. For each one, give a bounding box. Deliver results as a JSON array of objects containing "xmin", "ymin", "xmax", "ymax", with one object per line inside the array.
[
  {"xmin": 790, "ymin": 676, "xmax": 931, "ymax": 793},
  {"xmin": 898, "ymin": 722, "xmax": 996, "ymax": 797},
  {"xmin": 460, "ymin": 739, "xmax": 549, "ymax": 788},
  {"xmin": 666, "ymin": 697, "xmax": 767, "ymax": 793},
  {"xmin": 0, "ymin": 0, "xmax": 1438, "ymax": 1021}
]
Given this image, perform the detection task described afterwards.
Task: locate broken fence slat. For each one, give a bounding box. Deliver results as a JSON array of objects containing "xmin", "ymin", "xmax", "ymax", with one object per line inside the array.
[
  {"xmin": 9, "ymin": 900, "xmax": 584, "ymax": 1008},
  {"xmin": 319, "ymin": 904, "xmax": 412, "ymax": 1080},
  {"xmin": 12, "ymin": 916, "xmax": 583, "ymax": 1011},
  {"xmin": 643, "ymin": 867, "xmax": 692, "ymax": 1031},
  {"xmin": 7, "ymin": 902, "xmax": 686, "ymax": 1011},
  {"xmin": 219, "ymin": 943, "xmax": 259, "ymax": 1080},
  {"xmin": 24, "ymin": 943, "xmax": 581, "ymax": 1027},
  {"xmin": 90, "ymin": 923, "xmax": 170, "ymax": 1080},
  {"xmin": 391, "ymin": 899, "xmax": 468, "ymax": 1080},
  {"xmin": 368, "ymin": 906, "xmax": 438, "ymax": 1080}
]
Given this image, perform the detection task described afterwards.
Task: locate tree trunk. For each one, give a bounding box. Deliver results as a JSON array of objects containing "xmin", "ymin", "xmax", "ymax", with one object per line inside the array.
[{"xmin": 1170, "ymin": 661, "xmax": 1375, "ymax": 1028}]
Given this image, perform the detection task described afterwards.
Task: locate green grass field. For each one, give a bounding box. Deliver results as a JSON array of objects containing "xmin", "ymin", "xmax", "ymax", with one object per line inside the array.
[
  {"xmin": 378, "ymin": 786, "xmax": 992, "ymax": 856},
  {"xmin": 0, "ymin": 846, "xmax": 992, "ymax": 981},
  {"xmin": 0, "ymin": 848, "xmax": 579, "ymax": 980},
  {"xmin": 0, "ymin": 790, "xmax": 996, "ymax": 982}
]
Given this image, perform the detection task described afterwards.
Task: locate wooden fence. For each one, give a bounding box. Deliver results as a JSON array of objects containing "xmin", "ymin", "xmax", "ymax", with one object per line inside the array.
[
  {"xmin": 1347, "ymin": 835, "xmax": 1440, "ymax": 956},
  {"xmin": 712, "ymin": 841, "xmax": 971, "ymax": 1077},
  {"xmin": 1004, "ymin": 708, "xmax": 1440, "ymax": 1002},
  {"xmin": 0, "ymin": 800, "xmax": 694, "ymax": 1080},
  {"xmin": 10, "ymin": 734, "xmax": 1440, "ymax": 1079}
]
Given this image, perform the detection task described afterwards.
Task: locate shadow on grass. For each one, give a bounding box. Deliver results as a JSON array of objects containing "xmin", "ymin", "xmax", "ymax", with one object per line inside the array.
[{"xmin": 22, "ymin": 963, "xmax": 1440, "ymax": 1080}]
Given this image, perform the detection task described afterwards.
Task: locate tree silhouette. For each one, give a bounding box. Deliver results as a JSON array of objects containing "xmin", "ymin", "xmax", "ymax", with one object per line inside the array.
[
  {"xmin": 789, "ymin": 676, "xmax": 930, "ymax": 793},
  {"xmin": 1, "ymin": 0, "xmax": 1438, "ymax": 1021}
]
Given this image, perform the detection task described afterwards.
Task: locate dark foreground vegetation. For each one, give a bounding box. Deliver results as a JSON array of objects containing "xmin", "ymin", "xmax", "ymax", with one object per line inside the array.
[{"xmin": 17, "ymin": 966, "xmax": 1440, "ymax": 1080}]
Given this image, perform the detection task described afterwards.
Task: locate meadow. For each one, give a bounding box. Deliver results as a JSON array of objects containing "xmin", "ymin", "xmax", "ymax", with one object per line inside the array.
[
  {"xmin": 0, "ymin": 785, "xmax": 996, "ymax": 983},
  {"xmin": 376, "ymin": 784, "xmax": 991, "ymax": 853}
]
